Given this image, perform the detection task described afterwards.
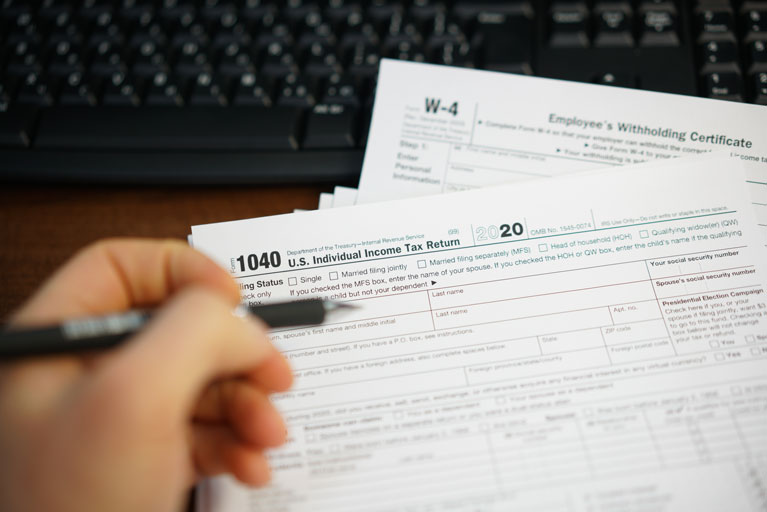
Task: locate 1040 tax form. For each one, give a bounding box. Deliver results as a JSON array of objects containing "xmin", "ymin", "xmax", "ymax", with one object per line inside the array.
[{"xmin": 194, "ymin": 157, "xmax": 767, "ymax": 512}]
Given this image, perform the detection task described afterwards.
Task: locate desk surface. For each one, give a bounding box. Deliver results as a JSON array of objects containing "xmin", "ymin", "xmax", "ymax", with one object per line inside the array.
[{"xmin": 0, "ymin": 185, "xmax": 326, "ymax": 321}]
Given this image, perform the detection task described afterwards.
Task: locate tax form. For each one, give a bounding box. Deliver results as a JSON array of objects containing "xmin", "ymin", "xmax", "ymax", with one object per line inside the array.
[
  {"xmin": 356, "ymin": 60, "xmax": 767, "ymax": 236},
  {"xmin": 193, "ymin": 156, "xmax": 767, "ymax": 512}
]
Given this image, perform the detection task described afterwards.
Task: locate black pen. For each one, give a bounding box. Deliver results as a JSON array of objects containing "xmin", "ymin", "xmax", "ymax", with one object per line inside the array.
[{"xmin": 0, "ymin": 299, "xmax": 355, "ymax": 358}]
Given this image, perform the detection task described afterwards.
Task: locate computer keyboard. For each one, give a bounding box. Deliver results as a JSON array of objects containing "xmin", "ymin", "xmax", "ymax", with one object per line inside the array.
[{"xmin": 0, "ymin": 0, "xmax": 765, "ymax": 185}]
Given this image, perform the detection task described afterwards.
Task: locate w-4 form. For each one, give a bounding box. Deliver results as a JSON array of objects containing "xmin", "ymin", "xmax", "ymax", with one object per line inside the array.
[{"xmin": 193, "ymin": 157, "xmax": 767, "ymax": 512}]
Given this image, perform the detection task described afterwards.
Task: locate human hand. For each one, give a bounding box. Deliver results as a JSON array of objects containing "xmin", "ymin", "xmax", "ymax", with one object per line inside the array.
[{"xmin": 0, "ymin": 239, "xmax": 293, "ymax": 512}]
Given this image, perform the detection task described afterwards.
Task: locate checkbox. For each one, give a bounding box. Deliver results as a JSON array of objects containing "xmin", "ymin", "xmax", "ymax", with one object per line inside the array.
[
  {"xmin": 538, "ymin": 243, "xmax": 548, "ymax": 253},
  {"xmin": 479, "ymin": 423, "xmax": 489, "ymax": 431},
  {"xmin": 584, "ymin": 408, "xmax": 594, "ymax": 417},
  {"xmin": 394, "ymin": 411, "xmax": 403, "ymax": 420},
  {"xmin": 417, "ymin": 260, "xmax": 426, "ymax": 269},
  {"xmin": 640, "ymin": 230, "xmax": 649, "ymax": 239},
  {"xmin": 288, "ymin": 277, "xmax": 297, "ymax": 286},
  {"xmin": 715, "ymin": 353, "xmax": 725, "ymax": 361},
  {"xmin": 752, "ymin": 347, "xmax": 761, "ymax": 356},
  {"xmin": 495, "ymin": 396, "xmax": 506, "ymax": 405},
  {"xmin": 710, "ymin": 340, "xmax": 720, "ymax": 348},
  {"xmin": 731, "ymin": 386, "xmax": 743, "ymax": 395},
  {"xmin": 329, "ymin": 271, "xmax": 338, "ymax": 280},
  {"xmin": 746, "ymin": 335, "xmax": 756, "ymax": 343},
  {"xmin": 306, "ymin": 434, "xmax": 316, "ymax": 442},
  {"xmin": 330, "ymin": 444, "xmax": 339, "ymax": 453}
]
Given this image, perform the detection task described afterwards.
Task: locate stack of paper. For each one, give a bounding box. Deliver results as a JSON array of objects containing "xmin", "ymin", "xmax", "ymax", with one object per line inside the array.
[{"xmin": 193, "ymin": 61, "xmax": 767, "ymax": 512}]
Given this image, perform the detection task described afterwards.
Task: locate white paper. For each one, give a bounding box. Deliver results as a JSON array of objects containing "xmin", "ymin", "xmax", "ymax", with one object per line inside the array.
[
  {"xmin": 317, "ymin": 192, "xmax": 334, "ymax": 210},
  {"xmin": 358, "ymin": 60, "xmax": 766, "ymax": 236},
  {"xmin": 330, "ymin": 186, "xmax": 359, "ymax": 208},
  {"xmin": 193, "ymin": 156, "xmax": 767, "ymax": 512}
]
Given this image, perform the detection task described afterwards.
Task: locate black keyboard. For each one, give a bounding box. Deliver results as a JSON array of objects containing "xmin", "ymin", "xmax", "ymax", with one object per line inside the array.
[{"xmin": 1, "ymin": 0, "xmax": 765, "ymax": 185}]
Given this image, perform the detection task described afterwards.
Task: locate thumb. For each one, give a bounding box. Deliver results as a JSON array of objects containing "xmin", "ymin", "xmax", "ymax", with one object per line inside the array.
[{"xmin": 108, "ymin": 286, "xmax": 276, "ymax": 418}]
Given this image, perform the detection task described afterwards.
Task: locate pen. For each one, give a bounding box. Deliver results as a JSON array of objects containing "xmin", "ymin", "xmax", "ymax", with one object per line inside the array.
[{"xmin": 0, "ymin": 299, "xmax": 355, "ymax": 358}]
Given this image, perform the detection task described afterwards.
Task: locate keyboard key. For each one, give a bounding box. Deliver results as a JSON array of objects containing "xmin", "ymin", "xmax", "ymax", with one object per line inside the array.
[
  {"xmin": 549, "ymin": 4, "xmax": 590, "ymax": 48},
  {"xmin": 5, "ymin": 40, "xmax": 43, "ymax": 77},
  {"xmin": 428, "ymin": 38, "xmax": 475, "ymax": 67},
  {"xmin": 117, "ymin": 0, "xmax": 156, "ymax": 33},
  {"xmin": 742, "ymin": 8, "xmax": 767, "ymax": 37},
  {"xmin": 259, "ymin": 40, "xmax": 298, "ymax": 78},
  {"xmin": 158, "ymin": 0, "xmax": 197, "ymax": 32},
  {"xmin": 189, "ymin": 72, "xmax": 229, "ymax": 106},
  {"xmin": 144, "ymin": 72, "xmax": 186, "ymax": 106},
  {"xmin": 472, "ymin": 9, "xmax": 533, "ymax": 73},
  {"xmin": 321, "ymin": 74, "xmax": 361, "ymax": 106},
  {"xmin": 45, "ymin": 40, "xmax": 85, "ymax": 76},
  {"xmin": 303, "ymin": 103, "xmax": 357, "ymax": 148},
  {"xmin": 747, "ymin": 39, "xmax": 767, "ymax": 70},
  {"xmin": 216, "ymin": 42, "xmax": 255, "ymax": 75},
  {"xmin": 35, "ymin": 106, "xmax": 302, "ymax": 150},
  {"xmin": 16, "ymin": 73, "xmax": 54, "ymax": 106},
  {"xmin": 702, "ymin": 71, "xmax": 743, "ymax": 101},
  {"xmin": 172, "ymin": 40, "xmax": 212, "ymax": 77},
  {"xmin": 700, "ymin": 38, "xmax": 739, "ymax": 66},
  {"xmin": 232, "ymin": 72, "xmax": 274, "ymax": 106},
  {"xmin": 58, "ymin": 71, "xmax": 98, "ymax": 106},
  {"xmin": 101, "ymin": 72, "xmax": 142, "ymax": 106},
  {"xmin": 88, "ymin": 40, "xmax": 127, "ymax": 76},
  {"xmin": 384, "ymin": 37, "xmax": 427, "ymax": 62},
  {"xmin": 130, "ymin": 40, "xmax": 170, "ymax": 76},
  {"xmin": 0, "ymin": 105, "xmax": 37, "ymax": 147},
  {"xmin": 344, "ymin": 41, "xmax": 382, "ymax": 76},
  {"xmin": 277, "ymin": 74, "xmax": 317, "ymax": 107},
  {"xmin": 302, "ymin": 41, "xmax": 343, "ymax": 76},
  {"xmin": 594, "ymin": 4, "xmax": 634, "ymax": 47},
  {"xmin": 696, "ymin": 6, "xmax": 734, "ymax": 34},
  {"xmin": 453, "ymin": 2, "xmax": 533, "ymax": 19},
  {"xmin": 753, "ymin": 72, "xmax": 767, "ymax": 104},
  {"xmin": 639, "ymin": 8, "xmax": 680, "ymax": 46}
]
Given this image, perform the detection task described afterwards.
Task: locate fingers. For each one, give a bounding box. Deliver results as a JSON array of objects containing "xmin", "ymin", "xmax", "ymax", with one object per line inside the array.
[
  {"xmin": 193, "ymin": 380, "xmax": 287, "ymax": 447},
  {"xmin": 109, "ymin": 286, "xmax": 291, "ymax": 417},
  {"xmin": 192, "ymin": 424, "xmax": 271, "ymax": 486},
  {"xmin": 11, "ymin": 238, "xmax": 240, "ymax": 326},
  {"xmin": 247, "ymin": 351, "xmax": 294, "ymax": 393}
]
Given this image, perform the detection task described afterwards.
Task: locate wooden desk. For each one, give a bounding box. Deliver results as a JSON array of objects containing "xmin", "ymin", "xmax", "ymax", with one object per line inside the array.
[{"xmin": 0, "ymin": 184, "xmax": 327, "ymax": 321}]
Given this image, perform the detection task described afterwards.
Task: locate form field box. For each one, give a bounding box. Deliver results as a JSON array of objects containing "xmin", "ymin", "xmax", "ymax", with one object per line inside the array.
[
  {"xmin": 646, "ymin": 250, "xmax": 752, "ymax": 281},
  {"xmin": 275, "ymin": 311, "xmax": 433, "ymax": 358},
  {"xmin": 602, "ymin": 319, "xmax": 668, "ymax": 346},
  {"xmin": 285, "ymin": 368, "xmax": 467, "ymax": 410},
  {"xmin": 329, "ymin": 271, "xmax": 338, "ymax": 280},
  {"xmin": 608, "ymin": 338, "xmax": 675, "ymax": 364},
  {"xmin": 433, "ymin": 306, "xmax": 611, "ymax": 340},
  {"xmin": 432, "ymin": 281, "xmax": 650, "ymax": 331},
  {"xmin": 428, "ymin": 262, "xmax": 649, "ymax": 309},
  {"xmin": 609, "ymin": 300, "xmax": 662, "ymax": 324},
  {"xmin": 466, "ymin": 348, "xmax": 610, "ymax": 385},
  {"xmin": 539, "ymin": 329, "xmax": 605, "ymax": 355},
  {"xmin": 288, "ymin": 277, "xmax": 298, "ymax": 286}
]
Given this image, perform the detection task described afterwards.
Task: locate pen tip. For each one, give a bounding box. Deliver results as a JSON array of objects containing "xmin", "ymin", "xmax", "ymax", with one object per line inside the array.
[{"xmin": 323, "ymin": 300, "xmax": 358, "ymax": 312}]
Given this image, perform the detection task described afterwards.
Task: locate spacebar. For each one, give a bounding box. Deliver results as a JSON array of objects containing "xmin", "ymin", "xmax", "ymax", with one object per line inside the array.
[{"xmin": 34, "ymin": 106, "xmax": 302, "ymax": 150}]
